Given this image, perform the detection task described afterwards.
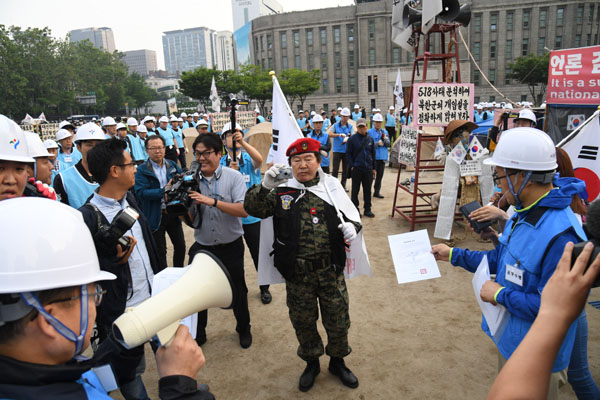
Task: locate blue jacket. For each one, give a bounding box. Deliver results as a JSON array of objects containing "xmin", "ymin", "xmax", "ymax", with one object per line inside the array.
[
  {"xmin": 332, "ymin": 121, "xmax": 353, "ymax": 153},
  {"xmin": 368, "ymin": 128, "xmax": 390, "ymax": 161},
  {"xmin": 134, "ymin": 159, "xmax": 181, "ymax": 231},
  {"xmin": 450, "ymin": 177, "xmax": 587, "ymax": 372},
  {"xmin": 308, "ymin": 130, "xmax": 331, "ymax": 167}
]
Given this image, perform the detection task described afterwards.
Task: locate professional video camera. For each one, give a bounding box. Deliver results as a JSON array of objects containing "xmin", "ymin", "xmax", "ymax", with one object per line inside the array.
[
  {"xmin": 94, "ymin": 207, "xmax": 139, "ymax": 254},
  {"xmin": 572, "ymin": 199, "xmax": 600, "ymax": 288},
  {"xmin": 165, "ymin": 162, "xmax": 200, "ymax": 215}
]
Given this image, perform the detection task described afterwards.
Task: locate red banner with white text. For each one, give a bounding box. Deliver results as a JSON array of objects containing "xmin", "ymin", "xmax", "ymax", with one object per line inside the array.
[{"xmin": 547, "ymin": 45, "xmax": 600, "ymax": 105}]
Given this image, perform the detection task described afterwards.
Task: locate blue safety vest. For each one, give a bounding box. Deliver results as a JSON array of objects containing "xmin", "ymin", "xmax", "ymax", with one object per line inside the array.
[
  {"xmin": 332, "ymin": 122, "xmax": 352, "ymax": 153},
  {"xmin": 127, "ymin": 134, "xmax": 146, "ymax": 161},
  {"xmin": 309, "ymin": 130, "xmax": 330, "ymax": 167},
  {"xmin": 220, "ymin": 152, "xmax": 261, "ymax": 224},
  {"xmin": 368, "ymin": 128, "xmax": 389, "ymax": 161},
  {"xmin": 171, "ymin": 127, "xmax": 184, "ymax": 148},
  {"xmin": 59, "ymin": 166, "xmax": 99, "ymax": 209},
  {"xmin": 386, "ymin": 113, "xmax": 396, "ymax": 127},
  {"xmin": 351, "ymin": 112, "xmax": 361, "ymax": 121},
  {"xmin": 182, "ymin": 121, "xmax": 190, "ymax": 129},
  {"xmin": 157, "ymin": 127, "xmax": 175, "ymax": 147},
  {"xmin": 56, "ymin": 147, "xmax": 82, "ymax": 170}
]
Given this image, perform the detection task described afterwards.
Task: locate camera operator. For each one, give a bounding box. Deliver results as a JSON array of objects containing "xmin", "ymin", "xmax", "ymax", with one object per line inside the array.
[
  {"xmin": 135, "ymin": 135, "xmax": 186, "ymax": 269},
  {"xmin": 79, "ymin": 138, "xmax": 163, "ymax": 399},
  {"xmin": 0, "ymin": 198, "xmax": 213, "ymax": 400},
  {"xmin": 185, "ymin": 133, "xmax": 252, "ymax": 349}
]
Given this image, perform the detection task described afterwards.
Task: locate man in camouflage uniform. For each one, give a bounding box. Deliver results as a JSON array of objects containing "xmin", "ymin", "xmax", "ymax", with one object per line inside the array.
[{"xmin": 245, "ymin": 138, "xmax": 361, "ymax": 392}]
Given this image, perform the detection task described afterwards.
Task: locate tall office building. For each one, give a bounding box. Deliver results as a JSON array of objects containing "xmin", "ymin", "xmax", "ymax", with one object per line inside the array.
[
  {"xmin": 122, "ymin": 49, "xmax": 158, "ymax": 76},
  {"xmin": 216, "ymin": 31, "xmax": 235, "ymax": 71},
  {"xmin": 162, "ymin": 27, "xmax": 218, "ymax": 75},
  {"xmin": 69, "ymin": 27, "xmax": 116, "ymax": 53},
  {"xmin": 232, "ymin": 0, "xmax": 283, "ymax": 32}
]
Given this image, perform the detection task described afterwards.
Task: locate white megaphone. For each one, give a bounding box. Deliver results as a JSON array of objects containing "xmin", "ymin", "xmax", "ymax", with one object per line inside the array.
[{"xmin": 112, "ymin": 251, "xmax": 235, "ymax": 349}]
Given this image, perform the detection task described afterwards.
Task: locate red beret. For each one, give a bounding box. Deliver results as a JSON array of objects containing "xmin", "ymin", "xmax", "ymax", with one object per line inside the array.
[{"xmin": 286, "ymin": 138, "xmax": 321, "ymax": 157}]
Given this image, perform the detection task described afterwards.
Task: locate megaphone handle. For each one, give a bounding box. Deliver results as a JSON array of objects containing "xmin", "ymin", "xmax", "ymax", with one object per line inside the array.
[{"xmin": 153, "ymin": 321, "xmax": 180, "ymax": 347}]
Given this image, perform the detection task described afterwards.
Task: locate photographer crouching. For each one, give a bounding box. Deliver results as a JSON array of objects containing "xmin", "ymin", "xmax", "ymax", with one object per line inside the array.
[{"xmin": 79, "ymin": 138, "xmax": 163, "ymax": 399}]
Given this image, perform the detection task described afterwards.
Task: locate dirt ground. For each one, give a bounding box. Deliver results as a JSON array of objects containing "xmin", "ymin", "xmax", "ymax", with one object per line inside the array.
[{"xmin": 113, "ymin": 166, "xmax": 599, "ymax": 400}]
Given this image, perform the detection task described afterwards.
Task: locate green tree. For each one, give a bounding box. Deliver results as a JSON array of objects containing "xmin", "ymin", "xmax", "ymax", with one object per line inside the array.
[
  {"xmin": 237, "ymin": 64, "xmax": 272, "ymax": 114},
  {"xmin": 508, "ymin": 54, "xmax": 549, "ymax": 105},
  {"xmin": 124, "ymin": 72, "xmax": 156, "ymax": 116},
  {"xmin": 179, "ymin": 67, "xmax": 222, "ymax": 111},
  {"xmin": 0, "ymin": 25, "xmax": 29, "ymax": 119},
  {"xmin": 279, "ymin": 69, "xmax": 321, "ymax": 111}
]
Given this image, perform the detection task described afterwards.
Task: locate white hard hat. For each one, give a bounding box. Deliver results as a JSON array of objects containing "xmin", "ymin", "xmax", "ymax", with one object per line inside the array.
[
  {"xmin": 354, "ymin": 104, "xmax": 360, "ymax": 109},
  {"xmin": 137, "ymin": 124, "xmax": 147, "ymax": 133},
  {"xmin": 221, "ymin": 122, "xmax": 242, "ymax": 134},
  {"xmin": 196, "ymin": 119, "xmax": 208, "ymax": 127},
  {"xmin": 0, "ymin": 115, "xmax": 34, "ymax": 163},
  {"xmin": 298, "ymin": 110, "xmax": 304, "ymax": 113},
  {"xmin": 180, "ymin": 112, "xmax": 187, "ymax": 118},
  {"xmin": 126, "ymin": 117, "xmax": 138, "ymax": 126},
  {"xmin": 102, "ymin": 116, "xmax": 116, "ymax": 126},
  {"xmin": 170, "ymin": 116, "xmax": 178, "ymax": 123},
  {"xmin": 515, "ymin": 109, "xmax": 537, "ymax": 124},
  {"xmin": 483, "ymin": 127, "xmax": 557, "ymax": 171},
  {"xmin": 58, "ymin": 120, "xmax": 75, "ymax": 130},
  {"xmin": 55, "ymin": 129, "xmax": 72, "ymax": 141},
  {"xmin": 43, "ymin": 139, "xmax": 59, "ymax": 150},
  {"xmin": 159, "ymin": 116, "xmax": 169, "ymax": 123},
  {"xmin": 312, "ymin": 115, "xmax": 324, "ymax": 123},
  {"xmin": 74, "ymin": 122, "xmax": 107, "ymax": 142},
  {"xmin": 177, "ymin": 117, "xmax": 183, "ymax": 122},
  {"xmin": 337, "ymin": 107, "xmax": 342, "ymax": 111},
  {"xmin": 116, "ymin": 122, "xmax": 127, "ymax": 130},
  {"xmin": 375, "ymin": 108, "xmax": 381, "ymax": 113},
  {"xmin": 310, "ymin": 111, "xmax": 316, "ymax": 116},
  {"xmin": 504, "ymin": 103, "xmax": 514, "ymax": 110},
  {"xmin": 192, "ymin": 112, "xmax": 199, "ymax": 117},
  {"xmin": 372, "ymin": 108, "xmax": 377, "ymax": 112},
  {"xmin": 25, "ymin": 131, "xmax": 51, "ymax": 158},
  {"xmin": 389, "ymin": 105, "xmax": 395, "ymax": 110},
  {"xmin": 476, "ymin": 104, "xmax": 483, "ymax": 110},
  {"xmin": 340, "ymin": 107, "xmax": 351, "ymax": 116},
  {"xmin": 0, "ymin": 198, "xmax": 115, "ymax": 293},
  {"xmin": 373, "ymin": 114, "xmax": 384, "ymax": 122}
]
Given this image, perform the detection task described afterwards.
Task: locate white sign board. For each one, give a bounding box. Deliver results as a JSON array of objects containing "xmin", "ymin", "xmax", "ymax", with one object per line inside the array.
[{"xmin": 397, "ymin": 125, "xmax": 419, "ymax": 166}]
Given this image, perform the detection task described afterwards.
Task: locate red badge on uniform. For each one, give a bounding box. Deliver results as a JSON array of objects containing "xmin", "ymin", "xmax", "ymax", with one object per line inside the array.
[{"xmin": 310, "ymin": 208, "xmax": 316, "ymax": 215}]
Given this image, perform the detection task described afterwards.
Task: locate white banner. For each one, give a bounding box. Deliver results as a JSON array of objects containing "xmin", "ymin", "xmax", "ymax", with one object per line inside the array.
[
  {"xmin": 210, "ymin": 76, "xmax": 221, "ymax": 113},
  {"xmin": 271, "ymin": 74, "xmax": 303, "ymax": 165}
]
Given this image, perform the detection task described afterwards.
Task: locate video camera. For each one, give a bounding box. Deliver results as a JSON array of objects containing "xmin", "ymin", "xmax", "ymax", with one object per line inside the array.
[
  {"xmin": 94, "ymin": 207, "xmax": 139, "ymax": 254},
  {"xmin": 572, "ymin": 199, "xmax": 600, "ymax": 288},
  {"xmin": 165, "ymin": 162, "xmax": 200, "ymax": 215}
]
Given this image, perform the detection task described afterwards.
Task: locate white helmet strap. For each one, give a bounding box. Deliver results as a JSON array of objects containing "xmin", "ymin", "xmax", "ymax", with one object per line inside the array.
[{"xmin": 20, "ymin": 285, "xmax": 89, "ymax": 357}]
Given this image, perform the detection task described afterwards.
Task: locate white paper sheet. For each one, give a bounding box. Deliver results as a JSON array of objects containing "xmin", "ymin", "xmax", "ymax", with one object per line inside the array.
[
  {"xmin": 472, "ymin": 256, "xmax": 508, "ymax": 338},
  {"xmin": 388, "ymin": 229, "xmax": 441, "ymax": 284},
  {"xmin": 152, "ymin": 266, "xmax": 197, "ymax": 338}
]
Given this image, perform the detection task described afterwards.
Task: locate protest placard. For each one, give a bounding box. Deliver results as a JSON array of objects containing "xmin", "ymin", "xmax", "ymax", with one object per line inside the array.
[
  {"xmin": 413, "ymin": 83, "xmax": 474, "ymax": 126},
  {"xmin": 210, "ymin": 111, "xmax": 256, "ymax": 133},
  {"xmin": 397, "ymin": 125, "xmax": 419, "ymax": 166}
]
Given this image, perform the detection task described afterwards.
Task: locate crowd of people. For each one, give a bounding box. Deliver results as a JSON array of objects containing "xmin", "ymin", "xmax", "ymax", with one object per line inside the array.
[{"xmin": 0, "ymin": 94, "xmax": 598, "ymax": 400}]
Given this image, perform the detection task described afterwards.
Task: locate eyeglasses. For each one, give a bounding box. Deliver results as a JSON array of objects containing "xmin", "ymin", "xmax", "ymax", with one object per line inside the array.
[
  {"xmin": 147, "ymin": 146, "xmax": 165, "ymax": 151},
  {"xmin": 493, "ymin": 171, "xmax": 517, "ymax": 184},
  {"xmin": 48, "ymin": 283, "xmax": 107, "ymax": 307},
  {"xmin": 116, "ymin": 162, "xmax": 136, "ymax": 168},
  {"xmin": 194, "ymin": 150, "xmax": 215, "ymax": 159}
]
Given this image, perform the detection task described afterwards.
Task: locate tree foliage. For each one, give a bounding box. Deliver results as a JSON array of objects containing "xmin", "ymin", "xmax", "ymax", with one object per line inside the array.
[
  {"xmin": 508, "ymin": 54, "xmax": 549, "ymax": 105},
  {"xmin": 279, "ymin": 69, "xmax": 321, "ymax": 111},
  {"xmin": 0, "ymin": 25, "xmax": 157, "ymax": 119}
]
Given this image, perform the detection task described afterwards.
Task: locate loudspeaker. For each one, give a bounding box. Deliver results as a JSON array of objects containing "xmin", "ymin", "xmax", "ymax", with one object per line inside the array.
[
  {"xmin": 437, "ymin": 0, "xmax": 461, "ymax": 22},
  {"xmin": 112, "ymin": 251, "xmax": 235, "ymax": 349},
  {"xmin": 453, "ymin": 4, "xmax": 472, "ymax": 27},
  {"xmin": 403, "ymin": 5, "xmax": 422, "ymax": 28}
]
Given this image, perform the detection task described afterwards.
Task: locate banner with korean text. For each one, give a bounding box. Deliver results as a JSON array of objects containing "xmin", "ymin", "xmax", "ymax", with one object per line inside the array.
[
  {"xmin": 547, "ymin": 45, "xmax": 600, "ymax": 105},
  {"xmin": 413, "ymin": 83, "xmax": 474, "ymax": 127}
]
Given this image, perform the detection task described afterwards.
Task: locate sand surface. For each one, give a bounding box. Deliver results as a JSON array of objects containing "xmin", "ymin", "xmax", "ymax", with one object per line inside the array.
[{"xmin": 113, "ymin": 167, "xmax": 599, "ymax": 399}]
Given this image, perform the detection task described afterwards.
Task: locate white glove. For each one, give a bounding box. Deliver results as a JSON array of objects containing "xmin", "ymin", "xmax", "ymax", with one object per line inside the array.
[
  {"xmin": 262, "ymin": 163, "xmax": 289, "ymax": 190},
  {"xmin": 338, "ymin": 222, "xmax": 357, "ymax": 241}
]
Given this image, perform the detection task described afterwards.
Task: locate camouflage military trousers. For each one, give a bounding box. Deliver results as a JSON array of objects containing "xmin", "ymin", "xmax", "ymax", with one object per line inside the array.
[{"xmin": 285, "ymin": 258, "xmax": 352, "ymax": 361}]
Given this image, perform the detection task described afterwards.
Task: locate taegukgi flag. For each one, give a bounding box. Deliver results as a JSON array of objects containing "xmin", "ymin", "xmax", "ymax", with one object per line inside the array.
[{"xmin": 270, "ymin": 72, "xmax": 303, "ymax": 166}]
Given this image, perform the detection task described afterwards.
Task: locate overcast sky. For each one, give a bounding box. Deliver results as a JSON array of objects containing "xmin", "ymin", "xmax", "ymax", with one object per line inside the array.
[{"xmin": 0, "ymin": 0, "xmax": 355, "ymax": 70}]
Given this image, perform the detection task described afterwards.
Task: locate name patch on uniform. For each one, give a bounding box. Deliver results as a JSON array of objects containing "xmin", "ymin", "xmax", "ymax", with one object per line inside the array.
[
  {"xmin": 505, "ymin": 264, "xmax": 524, "ymax": 287},
  {"xmin": 281, "ymin": 195, "xmax": 293, "ymax": 210}
]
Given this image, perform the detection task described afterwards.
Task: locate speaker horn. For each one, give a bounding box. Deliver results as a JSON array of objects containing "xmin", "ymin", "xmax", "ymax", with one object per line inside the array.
[
  {"xmin": 453, "ymin": 3, "xmax": 472, "ymax": 26},
  {"xmin": 112, "ymin": 251, "xmax": 235, "ymax": 349},
  {"xmin": 437, "ymin": 0, "xmax": 461, "ymax": 22},
  {"xmin": 403, "ymin": 5, "xmax": 422, "ymax": 28}
]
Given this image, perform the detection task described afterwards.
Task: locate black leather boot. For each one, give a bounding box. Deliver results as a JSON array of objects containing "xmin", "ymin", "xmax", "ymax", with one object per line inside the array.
[
  {"xmin": 328, "ymin": 357, "xmax": 358, "ymax": 388},
  {"xmin": 299, "ymin": 359, "xmax": 320, "ymax": 392}
]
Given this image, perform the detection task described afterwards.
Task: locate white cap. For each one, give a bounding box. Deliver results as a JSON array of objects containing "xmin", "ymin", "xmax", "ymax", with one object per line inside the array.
[
  {"xmin": 74, "ymin": 122, "xmax": 107, "ymax": 142},
  {"xmin": 102, "ymin": 116, "xmax": 116, "ymax": 126},
  {"xmin": 221, "ymin": 122, "xmax": 242, "ymax": 134},
  {"xmin": 0, "ymin": 115, "xmax": 34, "ymax": 163},
  {"xmin": 0, "ymin": 198, "xmax": 115, "ymax": 293},
  {"xmin": 58, "ymin": 120, "xmax": 75, "ymax": 130},
  {"xmin": 312, "ymin": 115, "xmax": 324, "ymax": 123},
  {"xmin": 389, "ymin": 105, "xmax": 395, "ymax": 110},
  {"xmin": 192, "ymin": 112, "xmax": 199, "ymax": 117},
  {"xmin": 137, "ymin": 124, "xmax": 147, "ymax": 133},
  {"xmin": 159, "ymin": 116, "xmax": 169, "ymax": 123},
  {"xmin": 25, "ymin": 131, "xmax": 51, "ymax": 158},
  {"xmin": 340, "ymin": 107, "xmax": 351, "ymax": 116},
  {"xmin": 298, "ymin": 110, "xmax": 304, "ymax": 113},
  {"xmin": 373, "ymin": 114, "xmax": 384, "ymax": 122},
  {"xmin": 196, "ymin": 119, "xmax": 208, "ymax": 127},
  {"xmin": 116, "ymin": 122, "xmax": 127, "ymax": 130},
  {"xmin": 126, "ymin": 117, "xmax": 137, "ymax": 126},
  {"xmin": 55, "ymin": 129, "xmax": 73, "ymax": 141},
  {"xmin": 43, "ymin": 139, "xmax": 59, "ymax": 150},
  {"xmin": 516, "ymin": 109, "xmax": 537, "ymax": 124},
  {"xmin": 177, "ymin": 117, "xmax": 183, "ymax": 122},
  {"xmin": 310, "ymin": 111, "xmax": 316, "ymax": 116},
  {"xmin": 180, "ymin": 112, "xmax": 187, "ymax": 118},
  {"xmin": 483, "ymin": 127, "xmax": 557, "ymax": 171},
  {"xmin": 337, "ymin": 107, "xmax": 343, "ymax": 111},
  {"xmin": 354, "ymin": 104, "xmax": 360, "ymax": 109},
  {"xmin": 170, "ymin": 116, "xmax": 178, "ymax": 123}
]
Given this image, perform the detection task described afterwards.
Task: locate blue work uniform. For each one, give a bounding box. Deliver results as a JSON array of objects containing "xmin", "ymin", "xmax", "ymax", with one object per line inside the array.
[
  {"xmin": 352, "ymin": 111, "xmax": 361, "ymax": 121},
  {"xmin": 332, "ymin": 122, "xmax": 352, "ymax": 153},
  {"xmin": 308, "ymin": 130, "xmax": 331, "ymax": 168}
]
